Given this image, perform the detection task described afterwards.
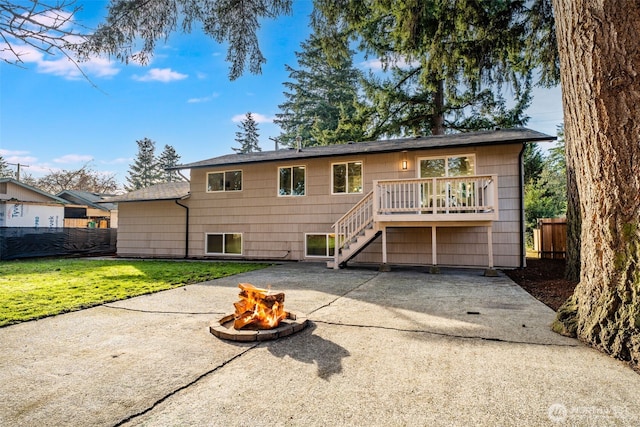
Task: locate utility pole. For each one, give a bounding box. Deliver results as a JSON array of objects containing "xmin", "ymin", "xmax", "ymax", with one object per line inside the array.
[{"xmin": 7, "ymin": 163, "xmax": 30, "ymax": 181}]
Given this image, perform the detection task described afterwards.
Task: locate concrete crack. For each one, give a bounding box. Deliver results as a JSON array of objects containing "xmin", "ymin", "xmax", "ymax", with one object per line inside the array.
[
  {"xmin": 103, "ymin": 304, "xmax": 225, "ymax": 316},
  {"xmin": 306, "ymin": 272, "xmax": 380, "ymax": 316},
  {"xmin": 112, "ymin": 344, "xmax": 258, "ymax": 427},
  {"xmin": 310, "ymin": 319, "xmax": 579, "ymax": 348}
]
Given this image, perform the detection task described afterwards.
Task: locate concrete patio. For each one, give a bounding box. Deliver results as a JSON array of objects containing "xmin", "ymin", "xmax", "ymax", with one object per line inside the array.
[{"xmin": 1, "ymin": 263, "xmax": 638, "ymax": 426}]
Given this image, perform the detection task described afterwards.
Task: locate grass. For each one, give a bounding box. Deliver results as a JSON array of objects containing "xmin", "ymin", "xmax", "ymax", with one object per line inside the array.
[{"xmin": 0, "ymin": 259, "xmax": 270, "ymax": 327}]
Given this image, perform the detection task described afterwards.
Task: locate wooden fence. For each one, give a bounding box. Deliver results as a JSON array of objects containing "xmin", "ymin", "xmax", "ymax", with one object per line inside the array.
[{"xmin": 533, "ymin": 218, "xmax": 567, "ymax": 259}]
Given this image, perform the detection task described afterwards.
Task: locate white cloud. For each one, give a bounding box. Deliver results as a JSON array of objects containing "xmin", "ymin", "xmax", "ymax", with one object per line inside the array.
[
  {"xmin": 187, "ymin": 92, "xmax": 219, "ymax": 103},
  {"xmin": 53, "ymin": 154, "xmax": 93, "ymax": 164},
  {"xmin": 0, "ymin": 41, "xmax": 120, "ymax": 79},
  {"xmin": 231, "ymin": 113, "xmax": 274, "ymax": 124},
  {"xmin": 133, "ymin": 68, "xmax": 188, "ymax": 82},
  {"xmin": 0, "ymin": 149, "xmax": 29, "ymax": 157}
]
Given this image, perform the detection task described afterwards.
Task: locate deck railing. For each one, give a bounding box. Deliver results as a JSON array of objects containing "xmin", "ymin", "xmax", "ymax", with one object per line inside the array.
[
  {"xmin": 331, "ymin": 175, "xmax": 498, "ymax": 267},
  {"xmin": 374, "ymin": 175, "xmax": 498, "ymax": 216},
  {"xmin": 332, "ymin": 190, "xmax": 374, "ymax": 250}
]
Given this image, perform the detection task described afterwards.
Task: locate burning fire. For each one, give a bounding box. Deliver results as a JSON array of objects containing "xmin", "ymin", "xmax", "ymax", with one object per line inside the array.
[{"xmin": 233, "ymin": 283, "xmax": 286, "ymax": 330}]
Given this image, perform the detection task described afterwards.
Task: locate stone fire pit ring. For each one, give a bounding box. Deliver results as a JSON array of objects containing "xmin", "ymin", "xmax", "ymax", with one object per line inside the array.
[{"xmin": 210, "ymin": 311, "xmax": 309, "ymax": 342}]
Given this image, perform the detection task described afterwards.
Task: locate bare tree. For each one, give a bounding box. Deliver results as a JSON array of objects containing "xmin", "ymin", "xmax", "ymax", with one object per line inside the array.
[
  {"xmin": 36, "ymin": 163, "xmax": 119, "ymax": 194},
  {"xmin": 0, "ymin": 0, "xmax": 83, "ymax": 64}
]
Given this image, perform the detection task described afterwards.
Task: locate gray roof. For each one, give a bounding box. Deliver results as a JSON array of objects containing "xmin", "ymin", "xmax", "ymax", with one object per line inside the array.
[
  {"xmin": 172, "ymin": 128, "xmax": 555, "ymax": 170},
  {"xmin": 104, "ymin": 182, "xmax": 190, "ymax": 203},
  {"xmin": 56, "ymin": 190, "xmax": 118, "ymax": 211}
]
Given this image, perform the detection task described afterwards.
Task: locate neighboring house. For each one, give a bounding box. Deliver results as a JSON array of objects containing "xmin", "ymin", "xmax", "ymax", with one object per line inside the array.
[
  {"xmin": 56, "ymin": 190, "xmax": 119, "ymax": 228},
  {"xmin": 0, "ymin": 178, "xmax": 66, "ymax": 228},
  {"xmin": 109, "ymin": 128, "xmax": 554, "ymax": 269}
]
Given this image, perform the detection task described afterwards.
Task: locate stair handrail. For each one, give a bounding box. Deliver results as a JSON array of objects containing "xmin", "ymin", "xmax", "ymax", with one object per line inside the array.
[{"xmin": 331, "ymin": 190, "xmax": 374, "ymax": 258}]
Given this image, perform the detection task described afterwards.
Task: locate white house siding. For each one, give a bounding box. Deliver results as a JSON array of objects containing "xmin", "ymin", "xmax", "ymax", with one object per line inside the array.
[
  {"xmin": 185, "ymin": 143, "xmax": 524, "ymax": 268},
  {"xmin": 116, "ymin": 201, "xmax": 187, "ymax": 258}
]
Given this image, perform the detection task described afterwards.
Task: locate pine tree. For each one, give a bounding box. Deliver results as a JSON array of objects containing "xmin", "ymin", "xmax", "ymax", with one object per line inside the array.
[
  {"xmin": 0, "ymin": 155, "xmax": 15, "ymax": 178},
  {"xmin": 233, "ymin": 113, "xmax": 261, "ymax": 154},
  {"xmin": 274, "ymin": 33, "xmax": 365, "ymax": 147},
  {"xmin": 313, "ymin": 0, "xmax": 557, "ymax": 136},
  {"xmin": 157, "ymin": 145, "xmax": 185, "ymax": 182},
  {"xmin": 125, "ymin": 138, "xmax": 162, "ymax": 191}
]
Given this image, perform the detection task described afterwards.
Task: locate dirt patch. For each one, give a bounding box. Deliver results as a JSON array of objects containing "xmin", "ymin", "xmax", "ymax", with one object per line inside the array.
[{"xmin": 504, "ymin": 258, "xmax": 578, "ymax": 311}]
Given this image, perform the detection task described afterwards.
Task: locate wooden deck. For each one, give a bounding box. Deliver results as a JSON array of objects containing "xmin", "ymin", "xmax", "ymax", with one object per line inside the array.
[{"xmin": 330, "ymin": 175, "xmax": 499, "ymax": 269}]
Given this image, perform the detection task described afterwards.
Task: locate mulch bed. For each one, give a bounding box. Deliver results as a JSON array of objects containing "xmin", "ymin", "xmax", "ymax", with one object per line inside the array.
[{"xmin": 504, "ymin": 258, "xmax": 578, "ymax": 311}]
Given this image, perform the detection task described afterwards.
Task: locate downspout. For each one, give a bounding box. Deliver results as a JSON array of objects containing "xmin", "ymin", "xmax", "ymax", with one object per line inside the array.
[
  {"xmin": 518, "ymin": 143, "xmax": 526, "ymax": 268},
  {"xmin": 175, "ymin": 199, "xmax": 189, "ymax": 259}
]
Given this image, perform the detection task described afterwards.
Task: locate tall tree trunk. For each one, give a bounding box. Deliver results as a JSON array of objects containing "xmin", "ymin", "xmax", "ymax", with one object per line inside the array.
[
  {"xmin": 564, "ymin": 134, "xmax": 581, "ymax": 282},
  {"xmin": 551, "ymin": 0, "xmax": 640, "ymax": 369},
  {"xmin": 431, "ymin": 79, "xmax": 445, "ymax": 135}
]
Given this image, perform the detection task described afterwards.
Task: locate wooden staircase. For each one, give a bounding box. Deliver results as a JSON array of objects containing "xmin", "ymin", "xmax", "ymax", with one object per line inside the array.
[
  {"xmin": 327, "ymin": 190, "xmax": 379, "ymax": 269},
  {"xmin": 326, "ymin": 224, "xmax": 381, "ymax": 269},
  {"xmin": 327, "ymin": 176, "xmax": 499, "ymax": 269}
]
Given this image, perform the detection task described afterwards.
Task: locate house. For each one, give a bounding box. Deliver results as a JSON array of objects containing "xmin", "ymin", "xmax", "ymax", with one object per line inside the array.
[
  {"xmin": 0, "ymin": 178, "xmax": 67, "ymax": 228},
  {"xmin": 56, "ymin": 190, "xmax": 119, "ymax": 228},
  {"xmin": 108, "ymin": 128, "xmax": 555, "ymax": 269}
]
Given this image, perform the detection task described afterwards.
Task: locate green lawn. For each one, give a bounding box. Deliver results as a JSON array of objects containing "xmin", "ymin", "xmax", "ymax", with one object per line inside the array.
[{"xmin": 0, "ymin": 259, "xmax": 270, "ymax": 327}]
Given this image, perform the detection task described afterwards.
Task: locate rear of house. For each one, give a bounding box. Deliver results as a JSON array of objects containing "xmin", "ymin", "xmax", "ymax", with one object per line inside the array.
[{"xmin": 112, "ymin": 128, "xmax": 554, "ymax": 269}]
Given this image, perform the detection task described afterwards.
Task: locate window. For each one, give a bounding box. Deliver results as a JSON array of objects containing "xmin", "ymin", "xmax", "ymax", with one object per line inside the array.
[
  {"xmin": 332, "ymin": 161, "xmax": 363, "ymax": 194},
  {"xmin": 305, "ymin": 234, "xmax": 335, "ymax": 257},
  {"xmin": 418, "ymin": 155, "xmax": 476, "ymax": 210},
  {"xmin": 207, "ymin": 170, "xmax": 242, "ymax": 192},
  {"xmin": 205, "ymin": 233, "xmax": 242, "ymax": 255},
  {"xmin": 419, "ymin": 155, "xmax": 475, "ymax": 178},
  {"xmin": 278, "ymin": 166, "xmax": 306, "ymax": 196}
]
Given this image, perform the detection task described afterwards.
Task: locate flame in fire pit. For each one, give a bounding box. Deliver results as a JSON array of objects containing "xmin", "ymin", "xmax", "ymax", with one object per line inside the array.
[{"xmin": 233, "ymin": 283, "xmax": 286, "ymax": 330}]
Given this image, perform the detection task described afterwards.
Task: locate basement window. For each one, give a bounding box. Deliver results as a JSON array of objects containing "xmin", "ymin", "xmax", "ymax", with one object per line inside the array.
[
  {"xmin": 205, "ymin": 233, "xmax": 242, "ymax": 255},
  {"xmin": 305, "ymin": 233, "xmax": 335, "ymax": 257}
]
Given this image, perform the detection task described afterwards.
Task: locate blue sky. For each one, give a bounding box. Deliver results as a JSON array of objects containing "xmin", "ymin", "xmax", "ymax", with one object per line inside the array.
[{"xmin": 0, "ymin": 1, "xmax": 563, "ymax": 189}]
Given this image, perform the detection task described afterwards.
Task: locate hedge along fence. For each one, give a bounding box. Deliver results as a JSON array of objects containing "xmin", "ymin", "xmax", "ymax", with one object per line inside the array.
[{"xmin": 0, "ymin": 227, "xmax": 117, "ymax": 260}]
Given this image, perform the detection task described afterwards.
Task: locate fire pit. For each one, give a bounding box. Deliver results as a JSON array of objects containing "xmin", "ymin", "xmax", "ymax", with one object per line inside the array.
[{"xmin": 210, "ymin": 283, "xmax": 308, "ymax": 342}]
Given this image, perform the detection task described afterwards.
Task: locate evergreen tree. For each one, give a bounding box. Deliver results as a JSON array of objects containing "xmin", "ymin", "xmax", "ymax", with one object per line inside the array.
[
  {"xmin": 0, "ymin": 155, "xmax": 15, "ymax": 178},
  {"xmin": 274, "ymin": 33, "xmax": 365, "ymax": 147},
  {"xmin": 233, "ymin": 112, "xmax": 261, "ymax": 154},
  {"xmin": 523, "ymin": 143, "xmax": 544, "ymax": 185},
  {"xmin": 313, "ymin": 0, "xmax": 558, "ymax": 136},
  {"xmin": 157, "ymin": 145, "xmax": 185, "ymax": 182},
  {"xmin": 125, "ymin": 138, "xmax": 162, "ymax": 191}
]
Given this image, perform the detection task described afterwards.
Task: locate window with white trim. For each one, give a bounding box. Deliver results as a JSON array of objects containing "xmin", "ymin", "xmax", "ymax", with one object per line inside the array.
[
  {"xmin": 207, "ymin": 170, "xmax": 242, "ymax": 192},
  {"xmin": 278, "ymin": 165, "xmax": 306, "ymax": 196},
  {"xmin": 305, "ymin": 233, "xmax": 335, "ymax": 257},
  {"xmin": 205, "ymin": 233, "xmax": 242, "ymax": 255},
  {"xmin": 332, "ymin": 161, "xmax": 363, "ymax": 194},
  {"xmin": 418, "ymin": 155, "xmax": 475, "ymax": 178}
]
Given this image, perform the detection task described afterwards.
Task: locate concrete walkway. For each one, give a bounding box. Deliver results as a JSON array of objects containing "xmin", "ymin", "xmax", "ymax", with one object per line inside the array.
[{"xmin": 1, "ymin": 263, "xmax": 638, "ymax": 426}]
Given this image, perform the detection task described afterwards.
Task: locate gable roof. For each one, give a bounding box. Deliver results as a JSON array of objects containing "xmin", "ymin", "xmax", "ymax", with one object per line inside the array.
[
  {"xmin": 104, "ymin": 182, "xmax": 190, "ymax": 203},
  {"xmin": 56, "ymin": 190, "xmax": 118, "ymax": 211},
  {"xmin": 0, "ymin": 178, "xmax": 69, "ymax": 204},
  {"xmin": 172, "ymin": 128, "xmax": 555, "ymax": 170}
]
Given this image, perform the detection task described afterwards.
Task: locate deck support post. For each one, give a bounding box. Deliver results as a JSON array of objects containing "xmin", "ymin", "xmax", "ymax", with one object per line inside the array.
[
  {"xmin": 381, "ymin": 226, "xmax": 388, "ymax": 264},
  {"xmin": 430, "ymin": 226, "xmax": 440, "ymax": 273},
  {"xmin": 484, "ymin": 225, "xmax": 498, "ymax": 276}
]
